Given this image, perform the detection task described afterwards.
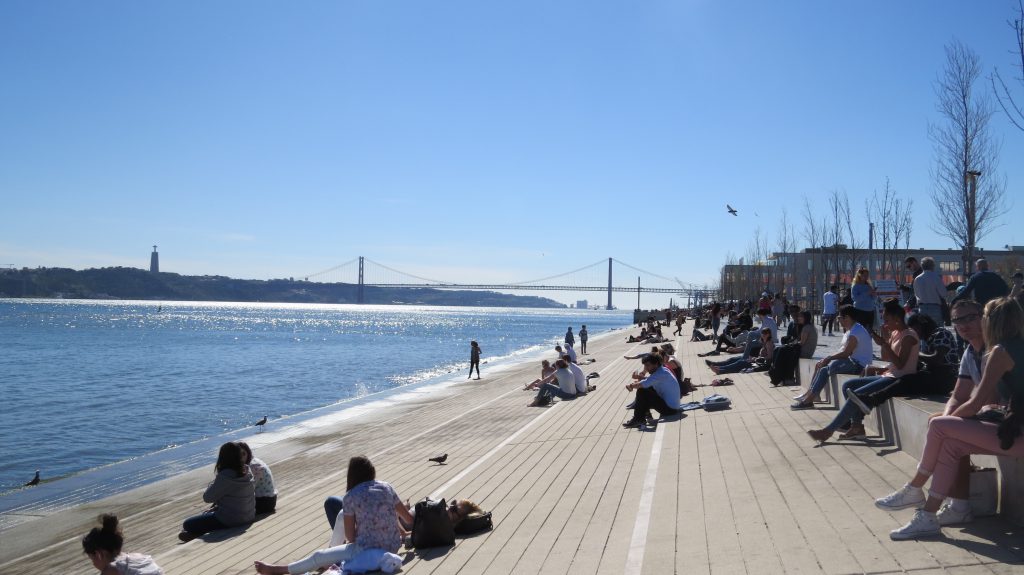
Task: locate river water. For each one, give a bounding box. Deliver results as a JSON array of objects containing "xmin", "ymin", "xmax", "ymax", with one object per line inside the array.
[{"xmin": 0, "ymin": 299, "xmax": 631, "ymax": 494}]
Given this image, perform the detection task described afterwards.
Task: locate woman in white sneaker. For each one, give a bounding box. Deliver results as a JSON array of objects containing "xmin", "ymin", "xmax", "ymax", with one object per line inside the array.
[{"xmin": 875, "ymin": 297, "xmax": 1024, "ymax": 540}]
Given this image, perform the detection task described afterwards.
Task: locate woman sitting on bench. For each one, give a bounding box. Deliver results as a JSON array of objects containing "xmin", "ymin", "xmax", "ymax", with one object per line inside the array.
[{"xmin": 874, "ymin": 296, "xmax": 1024, "ymax": 540}]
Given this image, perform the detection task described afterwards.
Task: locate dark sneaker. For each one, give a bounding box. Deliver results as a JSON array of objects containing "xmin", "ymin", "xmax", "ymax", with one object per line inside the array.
[
  {"xmin": 178, "ymin": 530, "xmax": 199, "ymax": 543},
  {"xmin": 622, "ymin": 419, "xmax": 644, "ymax": 428}
]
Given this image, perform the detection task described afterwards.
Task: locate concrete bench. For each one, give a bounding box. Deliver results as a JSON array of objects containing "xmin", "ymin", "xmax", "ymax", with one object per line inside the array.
[{"xmin": 862, "ymin": 395, "xmax": 1024, "ymax": 526}]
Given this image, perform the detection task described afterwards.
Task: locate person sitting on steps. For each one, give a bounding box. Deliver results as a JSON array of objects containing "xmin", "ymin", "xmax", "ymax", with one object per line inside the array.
[{"xmin": 791, "ymin": 305, "xmax": 874, "ymax": 410}]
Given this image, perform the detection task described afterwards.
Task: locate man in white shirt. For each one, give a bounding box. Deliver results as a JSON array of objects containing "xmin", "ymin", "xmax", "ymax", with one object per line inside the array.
[
  {"xmin": 565, "ymin": 355, "xmax": 588, "ymax": 394},
  {"xmin": 791, "ymin": 305, "xmax": 873, "ymax": 409}
]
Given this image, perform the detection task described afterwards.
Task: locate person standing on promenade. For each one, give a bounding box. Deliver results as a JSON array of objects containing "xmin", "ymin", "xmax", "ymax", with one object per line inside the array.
[
  {"xmin": 913, "ymin": 257, "xmax": 948, "ymax": 325},
  {"xmin": 851, "ymin": 267, "xmax": 877, "ymax": 329},
  {"xmin": 468, "ymin": 340, "xmax": 481, "ymax": 380},
  {"xmin": 565, "ymin": 326, "xmax": 575, "ymax": 347},
  {"xmin": 951, "ymin": 258, "xmax": 1010, "ymax": 308},
  {"xmin": 904, "ymin": 256, "xmax": 924, "ymax": 309},
  {"xmin": 791, "ymin": 305, "xmax": 874, "ymax": 409},
  {"xmin": 83, "ymin": 514, "xmax": 163, "ymax": 574},
  {"xmin": 822, "ymin": 285, "xmax": 839, "ymax": 336},
  {"xmin": 579, "ymin": 325, "xmax": 589, "ymax": 354}
]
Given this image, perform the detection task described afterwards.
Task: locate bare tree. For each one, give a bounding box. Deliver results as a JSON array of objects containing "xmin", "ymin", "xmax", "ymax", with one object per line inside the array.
[
  {"xmin": 930, "ymin": 40, "xmax": 1007, "ymax": 277},
  {"xmin": 992, "ymin": 0, "xmax": 1024, "ymax": 131},
  {"xmin": 801, "ymin": 196, "xmax": 824, "ymax": 308},
  {"xmin": 867, "ymin": 179, "xmax": 914, "ymax": 282},
  {"xmin": 840, "ymin": 191, "xmax": 863, "ymax": 282},
  {"xmin": 775, "ymin": 209, "xmax": 796, "ymax": 298}
]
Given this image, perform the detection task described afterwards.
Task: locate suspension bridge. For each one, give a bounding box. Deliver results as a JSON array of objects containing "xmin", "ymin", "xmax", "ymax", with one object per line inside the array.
[{"xmin": 302, "ymin": 257, "xmax": 717, "ymax": 309}]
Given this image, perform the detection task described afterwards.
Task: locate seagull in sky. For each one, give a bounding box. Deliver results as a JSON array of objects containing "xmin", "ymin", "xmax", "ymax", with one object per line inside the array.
[{"xmin": 727, "ymin": 204, "xmax": 738, "ymax": 216}]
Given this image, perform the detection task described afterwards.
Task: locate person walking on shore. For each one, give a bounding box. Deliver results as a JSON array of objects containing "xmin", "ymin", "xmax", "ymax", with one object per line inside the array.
[
  {"xmin": 565, "ymin": 327, "xmax": 575, "ymax": 347},
  {"xmin": 468, "ymin": 341, "xmax": 481, "ymax": 380},
  {"xmin": 579, "ymin": 325, "xmax": 588, "ymax": 354}
]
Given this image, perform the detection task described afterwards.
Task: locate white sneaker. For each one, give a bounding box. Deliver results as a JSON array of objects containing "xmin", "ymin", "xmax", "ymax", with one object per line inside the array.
[
  {"xmin": 936, "ymin": 500, "xmax": 974, "ymax": 526},
  {"xmin": 875, "ymin": 484, "xmax": 926, "ymax": 511},
  {"xmin": 890, "ymin": 509, "xmax": 941, "ymax": 540}
]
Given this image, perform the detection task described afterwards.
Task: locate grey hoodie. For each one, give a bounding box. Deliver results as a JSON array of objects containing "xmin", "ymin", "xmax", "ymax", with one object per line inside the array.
[{"xmin": 203, "ymin": 468, "xmax": 255, "ymax": 525}]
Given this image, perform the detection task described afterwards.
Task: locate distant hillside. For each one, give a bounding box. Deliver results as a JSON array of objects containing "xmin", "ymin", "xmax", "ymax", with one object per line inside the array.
[{"xmin": 0, "ymin": 267, "xmax": 566, "ymax": 308}]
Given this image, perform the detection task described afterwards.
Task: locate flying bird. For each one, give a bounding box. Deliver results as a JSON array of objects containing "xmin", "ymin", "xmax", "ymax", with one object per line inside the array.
[
  {"xmin": 255, "ymin": 416, "xmax": 268, "ymax": 431},
  {"xmin": 727, "ymin": 205, "xmax": 738, "ymax": 216},
  {"xmin": 25, "ymin": 470, "xmax": 40, "ymax": 487},
  {"xmin": 428, "ymin": 454, "xmax": 448, "ymax": 465}
]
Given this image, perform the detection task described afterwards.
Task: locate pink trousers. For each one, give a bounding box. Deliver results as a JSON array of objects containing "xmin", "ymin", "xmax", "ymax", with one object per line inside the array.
[{"xmin": 918, "ymin": 416, "xmax": 1024, "ymax": 498}]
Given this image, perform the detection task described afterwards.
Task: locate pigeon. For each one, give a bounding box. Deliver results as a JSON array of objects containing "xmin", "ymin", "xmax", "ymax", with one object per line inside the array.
[
  {"xmin": 255, "ymin": 415, "xmax": 268, "ymax": 431},
  {"xmin": 586, "ymin": 372, "xmax": 601, "ymax": 380},
  {"xmin": 428, "ymin": 454, "xmax": 448, "ymax": 465},
  {"xmin": 727, "ymin": 204, "xmax": 738, "ymax": 216},
  {"xmin": 25, "ymin": 470, "xmax": 40, "ymax": 487}
]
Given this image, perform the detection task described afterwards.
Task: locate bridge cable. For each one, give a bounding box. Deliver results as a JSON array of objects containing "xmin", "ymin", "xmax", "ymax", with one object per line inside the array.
[
  {"xmin": 302, "ymin": 258, "xmax": 359, "ymax": 281},
  {"xmin": 506, "ymin": 258, "xmax": 609, "ymax": 286},
  {"xmin": 362, "ymin": 258, "xmax": 454, "ymax": 285}
]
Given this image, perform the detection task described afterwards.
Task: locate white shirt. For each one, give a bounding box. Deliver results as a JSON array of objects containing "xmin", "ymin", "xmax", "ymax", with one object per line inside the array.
[
  {"xmin": 843, "ymin": 322, "xmax": 875, "ymax": 367},
  {"xmin": 568, "ymin": 362, "xmax": 587, "ymax": 394},
  {"xmin": 553, "ymin": 367, "xmax": 576, "ymax": 395},
  {"xmin": 760, "ymin": 316, "xmax": 779, "ymax": 342},
  {"xmin": 640, "ymin": 367, "xmax": 681, "ymax": 410},
  {"xmin": 957, "ymin": 344, "xmax": 983, "ymax": 386},
  {"xmin": 913, "ymin": 269, "xmax": 947, "ymax": 306},
  {"xmin": 823, "ymin": 291, "xmax": 839, "ymax": 314},
  {"xmin": 563, "ymin": 345, "xmax": 577, "ymax": 363}
]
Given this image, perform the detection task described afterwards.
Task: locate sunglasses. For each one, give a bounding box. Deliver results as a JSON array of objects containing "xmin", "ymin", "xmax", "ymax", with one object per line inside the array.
[{"xmin": 951, "ymin": 313, "xmax": 981, "ymax": 325}]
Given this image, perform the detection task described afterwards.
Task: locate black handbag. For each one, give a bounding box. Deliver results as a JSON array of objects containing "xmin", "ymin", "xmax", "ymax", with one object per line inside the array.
[{"xmin": 412, "ymin": 498, "xmax": 455, "ymax": 548}]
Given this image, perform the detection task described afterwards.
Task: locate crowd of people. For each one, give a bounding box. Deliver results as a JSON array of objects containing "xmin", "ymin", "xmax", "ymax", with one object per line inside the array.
[
  {"xmin": 77, "ymin": 273, "xmax": 1024, "ymax": 572},
  {"xmin": 693, "ymin": 259, "xmax": 1023, "ymax": 541}
]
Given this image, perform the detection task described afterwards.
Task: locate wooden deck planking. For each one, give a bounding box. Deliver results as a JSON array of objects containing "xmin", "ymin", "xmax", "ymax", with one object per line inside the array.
[{"xmin": 5, "ymin": 324, "xmax": 1024, "ymax": 574}]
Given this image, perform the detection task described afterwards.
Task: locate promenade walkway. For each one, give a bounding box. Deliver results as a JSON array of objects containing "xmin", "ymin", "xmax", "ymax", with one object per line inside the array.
[{"xmin": 2, "ymin": 324, "xmax": 1022, "ymax": 574}]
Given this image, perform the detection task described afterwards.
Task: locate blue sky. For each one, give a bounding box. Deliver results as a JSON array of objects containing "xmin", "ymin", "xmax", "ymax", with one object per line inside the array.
[{"xmin": 2, "ymin": 1, "xmax": 1022, "ymax": 308}]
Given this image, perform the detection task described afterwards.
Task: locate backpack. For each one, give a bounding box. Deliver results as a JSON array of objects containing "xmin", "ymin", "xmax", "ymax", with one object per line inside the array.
[
  {"xmin": 768, "ymin": 343, "xmax": 801, "ymax": 385},
  {"xmin": 454, "ymin": 511, "xmax": 493, "ymax": 535},
  {"xmin": 702, "ymin": 394, "xmax": 732, "ymax": 411},
  {"xmin": 412, "ymin": 498, "xmax": 455, "ymax": 548}
]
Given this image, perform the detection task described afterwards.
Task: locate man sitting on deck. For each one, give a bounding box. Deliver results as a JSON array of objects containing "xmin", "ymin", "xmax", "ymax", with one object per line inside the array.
[
  {"xmin": 622, "ymin": 353, "xmax": 680, "ymax": 428},
  {"xmin": 791, "ymin": 304, "xmax": 874, "ymax": 410}
]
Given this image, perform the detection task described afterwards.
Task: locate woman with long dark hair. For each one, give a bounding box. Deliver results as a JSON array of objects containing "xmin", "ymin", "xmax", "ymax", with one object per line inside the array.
[
  {"xmin": 254, "ymin": 456, "xmax": 414, "ymax": 574},
  {"xmin": 178, "ymin": 442, "xmax": 255, "ymax": 542}
]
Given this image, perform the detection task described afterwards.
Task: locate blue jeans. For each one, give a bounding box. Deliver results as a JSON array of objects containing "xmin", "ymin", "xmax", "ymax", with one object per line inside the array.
[
  {"xmin": 714, "ymin": 356, "xmax": 753, "ymax": 374},
  {"xmin": 824, "ymin": 376, "xmax": 896, "ymax": 432},
  {"xmin": 182, "ymin": 512, "xmax": 227, "ymax": 536},
  {"xmin": 536, "ymin": 383, "xmax": 576, "ymax": 402},
  {"xmin": 807, "ymin": 358, "xmax": 863, "ymax": 397},
  {"xmin": 324, "ymin": 496, "xmax": 344, "ymax": 530}
]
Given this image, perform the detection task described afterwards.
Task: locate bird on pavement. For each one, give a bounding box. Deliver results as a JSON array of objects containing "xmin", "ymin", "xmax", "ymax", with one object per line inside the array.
[
  {"xmin": 727, "ymin": 204, "xmax": 738, "ymax": 216},
  {"xmin": 428, "ymin": 454, "xmax": 448, "ymax": 465},
  {"xmin": 255, "ymin": 416, "xmax": 268, "ymax": 431},
  {"xmin": 25, "ymin": 470, "xmax": 40, "ymax": 487}
]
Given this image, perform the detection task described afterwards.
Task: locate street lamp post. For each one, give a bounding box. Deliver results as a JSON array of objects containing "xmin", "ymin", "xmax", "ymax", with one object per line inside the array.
[{"xmin": 964, "ymin": 170, "xmax": 981, "ymax": 278}]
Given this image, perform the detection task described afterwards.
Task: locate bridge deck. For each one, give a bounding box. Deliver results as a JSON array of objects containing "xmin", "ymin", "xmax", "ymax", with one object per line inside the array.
[{"xmin": 2, "ymin": 324, "xmax": 1022, "ymax": 574}]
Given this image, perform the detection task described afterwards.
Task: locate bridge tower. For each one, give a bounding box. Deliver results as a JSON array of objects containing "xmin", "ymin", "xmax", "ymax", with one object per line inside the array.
[
  {"xmin": 357, "ymin": 256, "xmax": 365, "ymax": 304},
  {"xmin": 606, "ymin": 258, "xmax": 613, "ymax": 310}
]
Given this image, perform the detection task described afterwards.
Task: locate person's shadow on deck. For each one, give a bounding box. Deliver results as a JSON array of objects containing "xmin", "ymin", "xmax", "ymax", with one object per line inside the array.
[
  {"xmin": 946, "ymin": 518, "xmax": 1024, "ymax": 563},
  {"xmin": 194, "ymin": 512, "xmax": 274, "ymax": 543}
]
